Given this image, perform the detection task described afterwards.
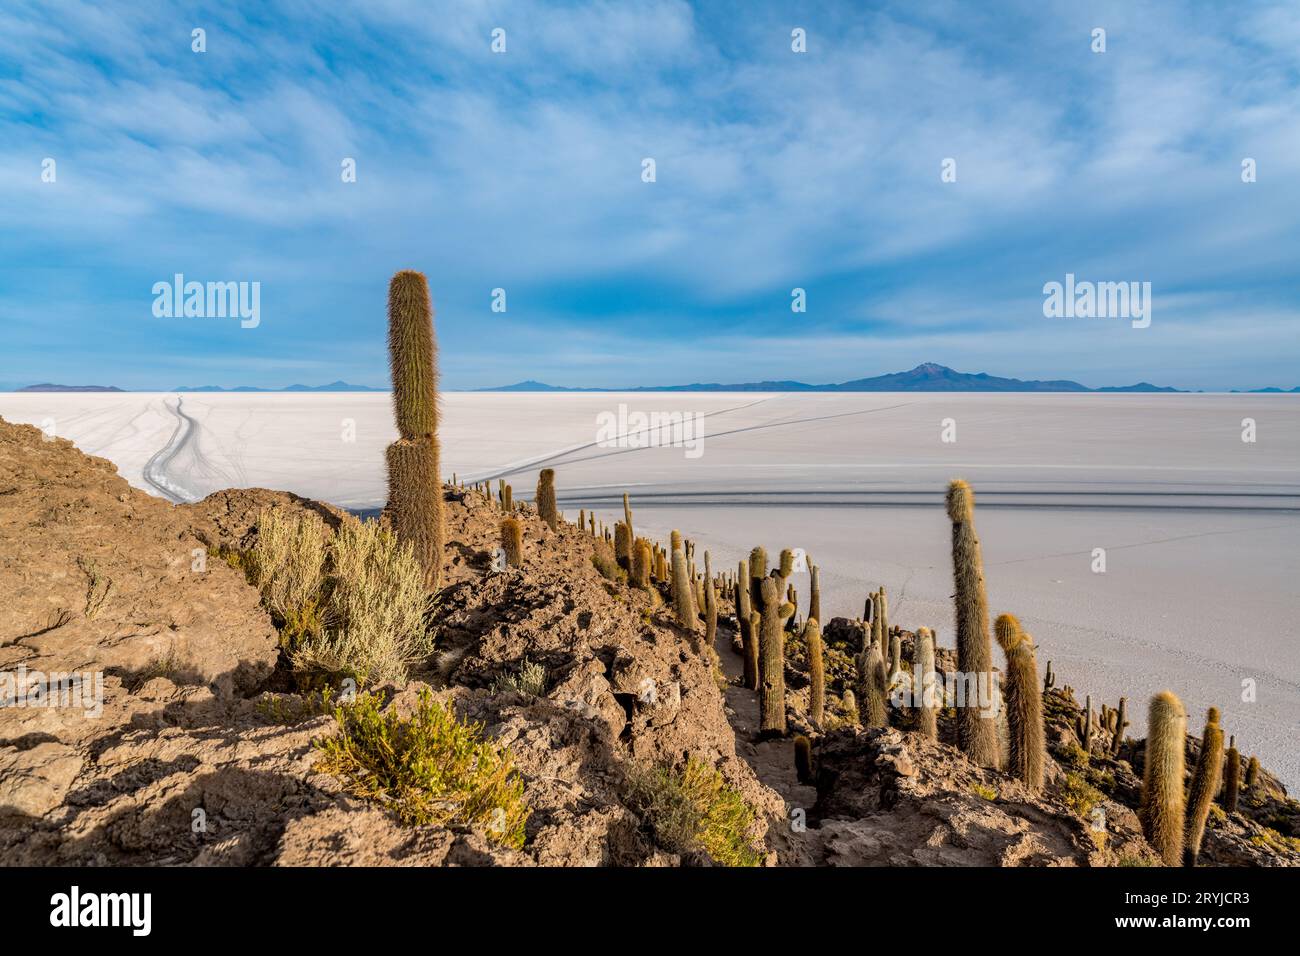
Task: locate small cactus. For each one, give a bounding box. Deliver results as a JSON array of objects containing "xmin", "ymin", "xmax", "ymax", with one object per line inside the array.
[
  {"xmin": 703, "ymin": 551, "xmax": 718, "ymax": 648},
  {"xmin": 1076, "ymin": 694, "xmax": 1094, "ymax": 754},
  {"xmin": 806, "ymin": 617, "xmax": 825, "ymax": 730},
  {"xmin": 1111, "ymin": 697, "xmax": 1128, "ymax": 756},
  {"xmin": 994, "ymin": 614, "xmax": 1045, "ymax": 792},
  {"xmin": 1184, "ymin": 707, "xmax": 1224, "ymax": 867},
  {"xmin": 913, "ymin": 626, "xmax": 938, "ymax": 740},
  {"xmin": 1139, "ymin": 690, "xmax": 1187, "ymax": 866},
  {"xmin": 946, "ymin": 479, "xmax": 999, "ymax": 769},
  {"xmin": 758, "ymin": 566, "xmax": 795, "ymax": 737},
  {"xmin": 736, "ymin": 559, "xmax": 757, "ymax": 690},
  {"xmin": 670, "ymin": 530, "xmax": 694, "ymax": 628},
  {"xmin": 809, "ymin": 564, "xmax": 821, "ymax": 625},
  {"xmin": 841, "ymin": 689, "xmax": 859, "ymax": 726},
  {"xmin": 614, "ymin": 521, "xmax": 632, "ymax": 571},
  {"xmin": 1043, "ymin": 660, "xmax": 1056, "ymax": 692},
  {"xmin": 794, "ymin": 734, "xmax": 814, "ymax": 784},
  {"xmin": 1245, "ymin": 755, "xmax": 1260, "ymax": 790},
  {"xmin": 500, "ymin": 516, "xmax": 523, "ymax": 568},
  {"xmin": 1223, "ymin": 737, "xmax": 1241, "ymax": 813},
  {"xmin": 631, "ymin": 538, "xmax": 653, "ymax": 589},
  {"xmin": 536, "ymin": 468, "xmax": 558, "ymax": 531}
]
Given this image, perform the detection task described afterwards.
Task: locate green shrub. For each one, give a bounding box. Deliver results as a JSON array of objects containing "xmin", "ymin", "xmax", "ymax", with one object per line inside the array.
[
  {"xmin": 1061, "ymin": 771, "xmax": 1104, "ymax": 819},
  {"xmin": 627, "ymin": 757, "xmax": 763, "ymax": 867},
  {"xmin": 315, "ymin": 689, "xmax": 529, "ymax": 848}
]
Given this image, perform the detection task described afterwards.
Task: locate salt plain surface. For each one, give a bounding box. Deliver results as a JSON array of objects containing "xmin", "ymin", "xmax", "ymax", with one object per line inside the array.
[{"xmin": 2, "ymin": 391, "xmax": 1297, "ymax": 788}]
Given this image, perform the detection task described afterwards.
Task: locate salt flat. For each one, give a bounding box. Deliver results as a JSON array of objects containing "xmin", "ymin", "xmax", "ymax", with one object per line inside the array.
[{"xmin": 3, "ymin": 390, "xmax": 1297, "ymax": 788}]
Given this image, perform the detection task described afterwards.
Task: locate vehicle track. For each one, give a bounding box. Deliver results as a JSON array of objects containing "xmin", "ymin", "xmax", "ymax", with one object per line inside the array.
[{"xmin": 141, "ymin": 397, "xmax": 197, "ymax": 503}]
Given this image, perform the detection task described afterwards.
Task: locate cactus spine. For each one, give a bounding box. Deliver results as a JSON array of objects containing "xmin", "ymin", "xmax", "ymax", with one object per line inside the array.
[
  {"xmin": 536, "ymin": 468, "xmax": 558, "ymax": 531},
  {"xmin": 914, "ymin": 626, "xmax": 938, "ymax": 739},
  {"xmin": 384, "ymin": 270, "xmax": 443, "ymax": 589},
  {"xmin": 994, "ymin": 614, "xmax": 1045, "ymax": 792},
  {"xmin": 806, "ymin": 617, "xmax": 824, "ymax": 730},
  {"xmin": 1183, "ymin": 707, "xmax": 1224, "ymax": 867},
  {"xmin": 1139, "ymin": 690, "xmax": 1187, "ymax": 866},
  {"xmin": 500, "ymin": 516, "xmax": 523, "ymax": 568},
  {"xmin": 945, "ymin": 479, "xmax": 999, "ymax": 769},
  {"xmin": 1223, "ymin": 737, "xmax": 1241, "ymax": 813}
]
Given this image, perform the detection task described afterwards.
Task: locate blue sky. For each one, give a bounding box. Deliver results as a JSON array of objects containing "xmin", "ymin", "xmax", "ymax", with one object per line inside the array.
[{"xmin": 2, "ymin": 0, "xmax": 1298, "ymax": 391}]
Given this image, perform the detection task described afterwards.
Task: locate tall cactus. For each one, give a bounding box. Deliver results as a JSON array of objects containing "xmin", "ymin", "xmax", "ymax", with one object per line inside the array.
[
  {"xmin": 1223, "ymin": 737, "xmax": 1241, "ymax": 813},
  {"xmin": 384, "ymin": 270, "xmax": 443, "ymax": 589},
  {"xmin": 809, "ymin": 564, "xmax": 821, "ymax": 625},
  {"xmin": 946, "ymin": 479, "xmax": 999, "ymax": 768},
  {"xmin": 806, "ymin": 617, "xmax": 825, "ymax": 730},
  {"xmin": 614, "ymin": 521, "xmax": 631, "ymax": 571},
  {"xmin": 1245, "ymin": 755, "xmax": 1259, "ymax": 790},
  {"xmin": 622, "ymin": 493, "xmax": 634, "ymax": 553},
  {"xmin": 703, "ymin": 551, "xmax": 718, "ymax": 649},
  {"xmin": 1184, "ymin": 707, "xmax": 1224, "ymax": 867},
  {"xmin": 536, "ymin": 468, "xmax": 558, "ymax": 531},
  {"xmin": 857, "ymin": 639, "xmax": 888, "ymax": 730},
  {"xmin": 736, "ymin": 559, "xmax": 757, "ymax": 690},
  {"xmin": 994, "ymin": 614, "xmax": 1044, "ymax": 792},
  {"xmin": 500, "ymin": 516, "xmax": 523, "ymax": 568},
  {"xmin": 631, "ymin": 538, "xmax": 653, "ymax": 589},
  {"xmin": 1139, "ymin": 690, "xmax": 1187, "ymax": 866},
  {"xmin": 914, "ymin": 626, "xmax": 938, "ymax": 739},
  {"xmin": 1076, "ymin": 695, "xmax": 1094, "ymax": 754},
  {"xmin": 670, "ymin": 530, "xmax": 693, "ymax": 627},
  {"xmin": 1111, "ymin": 697, "xmax": 1129, "ymax": 756},
  {"xmin": 757, "ymin": 553, "xmax": 796, "ymax": 737}
]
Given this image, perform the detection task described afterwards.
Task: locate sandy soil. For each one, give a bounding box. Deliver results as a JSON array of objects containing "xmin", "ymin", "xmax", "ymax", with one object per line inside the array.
[{"xmin": 2, "ymin": 390, "xmax": 1296, "ymax": 789}]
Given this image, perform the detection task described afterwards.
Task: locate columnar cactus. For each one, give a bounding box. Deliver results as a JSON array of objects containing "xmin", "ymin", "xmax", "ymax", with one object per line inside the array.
[
  {"xmin": 1183, "ymin": 707, "xmax": 1224, "ymax": 867},
  {"xmin": 809, "ymin": 564, "xmax": 821, "ymax": 625},
  {"xmin": 1245, "ymin": 755, "xmax": 1259, "ymax": 790},
  {"xmin": 500, "ymin": 516, "xmax": 523, "ymax": 568},
  {"xmin": 1223, "ymin": 737, "xmax": 1241, "ymax": 813},
  {"xmin": 384, "ymin": 270, "xmax": 443, "ymax": 589},
  {"xmin": 841, "ymin": 689, "xmax": 859, "ymax": 726},
  {"xmin": 994, "ymin": 613, "xmax": 1045, "ymax": 792},
  {"xmin": 704, "ymin": 551, "xmax": 718, "ymax": 648},
  {"xmin": 913, "ymin": 626, "xmax": 938, "ymax": 739},
  {"xmin": 1043, "ymin": 660, "xmax": 1055, "ymax": 692},
  {"xmin": 757, "ymin": 553, "xmax": 796, "ymax": 737},
  {"xmin": 614, "ymin": 521, "xmax": 632, "ymax": 572},
  {"xmin": 888, "ymin": 630, "xmax": 901, "ymax": 682},
  {"xmin": 632, "ymin": 538, "xmax": 653, "ymax": 589},
  {"xmin": 806, "ymin": 617, "xmax": 825, "ymax": 730},
  {"xmin": 1076, "ymin": 694, "xmax": 1094, "ymax": 754},
  {"xmin": 536, "ymin": 468, "xmax": 558, "ymax": 531},
  {"xmin": 1139, "ymin": 690, "xmax": 1187, "ymax": 866},
  {"xmin": 622, "ymin": 492, "xmax": 634, "ymax": 552},
  {"xmin": 1111, "ymin": 697, "xmax": 1129, "ymax": 756},
  {"xmin": 670, "ymin": 530, "xmax": 693, "ymax": 627},
  {"xmin": 946, "ymin": 479, "xmax": 999, "ymax": 769},
  {"xmin": 736, "ymin": 559, "xmax": 757, "ymax": 690}
]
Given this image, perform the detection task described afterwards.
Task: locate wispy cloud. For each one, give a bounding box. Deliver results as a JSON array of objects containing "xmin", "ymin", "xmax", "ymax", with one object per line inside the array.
[{"xmin": 1, "ymin": 0, "xmax": 1297, "ymax": 391}]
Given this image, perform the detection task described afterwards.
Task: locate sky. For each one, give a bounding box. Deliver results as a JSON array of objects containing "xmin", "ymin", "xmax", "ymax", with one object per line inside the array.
[{"xmin": 1, "ymin": 0, "xmax": 1298, "ymax": 391}]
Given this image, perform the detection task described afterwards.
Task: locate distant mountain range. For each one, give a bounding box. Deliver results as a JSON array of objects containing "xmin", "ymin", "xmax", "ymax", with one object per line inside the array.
[
  {"xmin": 483, "ymin": 363, "xmax": 1300, "ymax": 393},
  {"xmin": 173, "ymin": 381, "xmax": 384, "ymax": 392},
  {"xmin": 15, "ymin": 384, "xmax": 124, "ymax": 392},
  {"xmin": 6, "ymin": 367, "xmax": 1299, "ymax": 393}
]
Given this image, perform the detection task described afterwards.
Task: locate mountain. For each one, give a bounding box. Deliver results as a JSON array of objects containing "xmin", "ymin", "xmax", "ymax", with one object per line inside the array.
[
  {"xmin": 174, "ymin": 381, "xmax": 383, "ymax": 392},
  {"xmin": 480, "ymin": 364, "xmax": 1194, "ymax": 393},
  {"xmin": 16, "ymin": 384, "xmax": 124, "ymax": 392}
]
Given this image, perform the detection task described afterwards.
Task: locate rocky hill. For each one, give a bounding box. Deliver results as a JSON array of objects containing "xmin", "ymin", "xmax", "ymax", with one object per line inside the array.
[{"xmin": 0, "ymin": 415, "xmax": 1294, "ymax": 866}]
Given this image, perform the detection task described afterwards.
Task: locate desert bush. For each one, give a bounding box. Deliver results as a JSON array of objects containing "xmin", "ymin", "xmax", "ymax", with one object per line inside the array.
[
  {"xmin": 315, "ymin": 689, "xmax": 529, "ymax": 848},
  {"xmin": 626, "ymin": 757, "xmax": 762, "ymax": 867},
  {"xmin": 1061, "ymin": 771, "xmax": 1104, "ymax": 819},
  {"xmin": 292, "ymin": 518, "xmax": 432, "ymax": 685},
  {"xmin": 246, "ymin": 508, "xmax": 329, "ymax": 628},
  {"xmin": 493, "ymin": 658, "xmax": 548, "ymax": 698}
]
